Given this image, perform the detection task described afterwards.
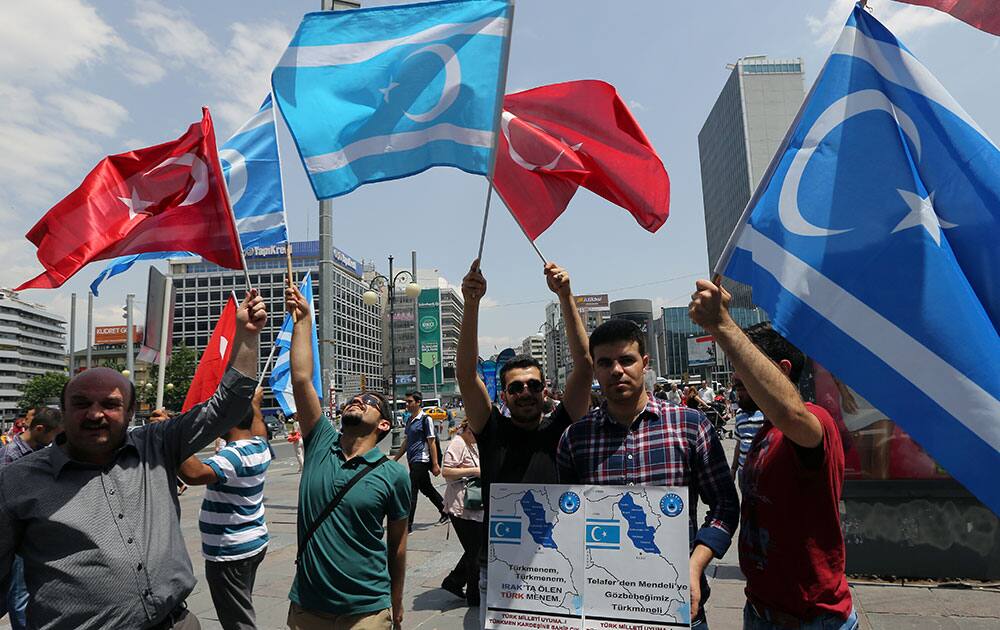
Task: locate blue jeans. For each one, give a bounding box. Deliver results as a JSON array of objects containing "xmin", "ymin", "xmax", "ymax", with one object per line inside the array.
[
  {"xmin": 744, "ymin": 602, "xmax": 858, "ymax": 630},
  {"xmin": 2, "ymin": 555, "xmax": 28, "ymax": 630}
]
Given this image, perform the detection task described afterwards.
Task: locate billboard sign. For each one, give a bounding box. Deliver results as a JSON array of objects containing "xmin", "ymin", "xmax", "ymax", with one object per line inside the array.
[
  {"xmin": 687, "ymin": 334, "xmax": 716, "ymax": 367},
  {"xmin": 417, "ymin": 288, "xmax": 443, "ymax": 388},
  {"xmin": 574, "ymin": 294, "xmax": 609, "ymax": 311},
  {"xmin": 95, "ymin": 325, "xmax": 144, "ymax": 345}
]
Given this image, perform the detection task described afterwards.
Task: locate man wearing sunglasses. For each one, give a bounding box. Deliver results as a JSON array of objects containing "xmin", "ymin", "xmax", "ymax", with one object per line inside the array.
[
  {"xmin": 283, "ymin": 286, "xmax": 411, "ymax": 630},
  {"xmin": 456, "ymin": 258, "xmax": 593, "ymax": 627}
]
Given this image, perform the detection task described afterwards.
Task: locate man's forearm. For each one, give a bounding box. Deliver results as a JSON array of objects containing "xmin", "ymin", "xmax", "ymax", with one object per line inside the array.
[
  {"xmin": 560, "ymin": 292, "xmax": 594, "ymax": 419},
  {"xmin": 388, "ymin": 538, "xmax": 406, "ymax": 618},
  {"xmin": 228, "ymin": 328, "xmax": 258, "ymax": 379},
  {"xmin": 712, "ymin": 320, "xmax": 820, "ymax": 447},
  {"xmin": 456, "ymin": 301, "xmax": 480, "ymax": 382}
]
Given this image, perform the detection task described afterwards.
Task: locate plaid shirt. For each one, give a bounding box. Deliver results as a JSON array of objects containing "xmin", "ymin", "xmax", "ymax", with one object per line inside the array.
[{"xmin": 557, "ymin": 397, "xmax": 739, "ymax": 557}]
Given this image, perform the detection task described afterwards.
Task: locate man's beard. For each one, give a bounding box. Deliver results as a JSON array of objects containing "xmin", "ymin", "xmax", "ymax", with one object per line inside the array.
[
  {"xmin": 508, "ymin": 398, "xmax": 542, "ymax": 425},
  {"xmin": 341, "ymin": 411, "xmax": 364, "ymax": 427}
]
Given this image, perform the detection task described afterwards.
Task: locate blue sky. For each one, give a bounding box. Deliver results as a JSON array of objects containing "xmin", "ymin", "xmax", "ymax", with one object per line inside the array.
[{"xmin": 1, "ymin": 0, "xmax": 998, "ymax": 351}]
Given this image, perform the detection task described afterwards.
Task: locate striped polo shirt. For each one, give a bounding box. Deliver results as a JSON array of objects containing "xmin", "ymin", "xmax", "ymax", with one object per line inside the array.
[
  {"xmin": 734, "ymin": 410, "xmax": 766, "ymax": 478},
  {"xmin": 199, "ymin": 437, "xmax": 272, "ymax": 561}
]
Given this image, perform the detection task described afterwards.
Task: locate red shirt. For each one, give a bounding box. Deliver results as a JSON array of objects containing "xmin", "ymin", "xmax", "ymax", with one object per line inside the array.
[{"xmin": 739, "ymin": 402, "xmax": 852, "ymax": 620}]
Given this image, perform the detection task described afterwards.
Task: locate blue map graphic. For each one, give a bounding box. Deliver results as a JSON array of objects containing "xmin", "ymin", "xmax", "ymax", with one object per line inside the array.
[
  {"xmin": 520, "ymin": 491, "xmax": 558, "ymax": 548},
  {"xmin": 618, "ymin": 493, "xmax": 661, "ymax": 554}
]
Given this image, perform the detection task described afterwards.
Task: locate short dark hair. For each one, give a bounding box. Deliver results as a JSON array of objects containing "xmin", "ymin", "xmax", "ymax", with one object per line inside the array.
[
  {"xmin": 31, "ymin": 408, "xmax": 62, "ymax": 430},
  {"xmin": 367, "ymin": 391, "xmax": 392, "ymax": 442},
  {"xmin": 405, "ymin": 390, "xmax": 422, "ymax": 403},
  {"xmin": 499, "ymin": 355, "xmax": 545, "ymax": 388},
  {"xmin": 589, "ymin": 318, "xmax": 646, "ymax": 357},
  {"xmin": 236, "ymin": 405, "xmax": 255, "ymax": 430},
  {"xmin": 744, "ymin": 322, "xmax": 806, "ymax": 384}
]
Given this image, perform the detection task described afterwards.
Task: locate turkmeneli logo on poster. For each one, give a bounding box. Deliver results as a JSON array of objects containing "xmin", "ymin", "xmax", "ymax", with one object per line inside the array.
[{"xmin": 419, "ymin": 316, "xmax": 438, "ymax": 333}]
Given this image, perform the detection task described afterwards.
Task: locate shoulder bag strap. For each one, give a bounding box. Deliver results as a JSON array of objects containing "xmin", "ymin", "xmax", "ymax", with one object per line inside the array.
[{"xmin": 296, "ymin": 455, "xmax": 389, "ymax": 564}]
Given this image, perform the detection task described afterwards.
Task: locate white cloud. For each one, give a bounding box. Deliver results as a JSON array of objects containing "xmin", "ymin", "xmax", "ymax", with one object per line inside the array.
[
  {"xmin": 0, "ymin": 83, "xmax": 126, "ymax": 205},
  {"xmin": 131, "ymin": 2, "xmax": 292, "ymax": 130},
  {"xmin": 806, "ymin": 0, "xmax": 952, "ymax": 47},
  {"xmin": 480, "ymin": 296, "xmax": 499, "ymax": 308},
  {"xmin": 119, "ymin": 48, "xmax": 168, "ymax": 86},
  {"xmin": 46, "ymin": 90, "xmax": 129, "ymax": 136},
  {"xmin": 0, "ymin": 0, "xmax": 121, "ymax": 82},
  {"xmin": 628, "ymin": 99, "xmax": 647, "ymax": 112}
]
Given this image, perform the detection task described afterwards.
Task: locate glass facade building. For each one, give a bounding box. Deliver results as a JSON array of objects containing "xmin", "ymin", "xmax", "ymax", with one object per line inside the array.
[
  {"xmin": 698, "ymin": 56, "xmax": 805, "ymax": 310},
  {"xmin": 0, "ymin": 289, "xmax": 66, "ymax": 419}
]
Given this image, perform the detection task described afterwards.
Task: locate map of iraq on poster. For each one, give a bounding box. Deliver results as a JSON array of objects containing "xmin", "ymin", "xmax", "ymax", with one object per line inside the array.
[{"xmin": 487, "ymin": 484, "xmax": 691, "ymax": 630}]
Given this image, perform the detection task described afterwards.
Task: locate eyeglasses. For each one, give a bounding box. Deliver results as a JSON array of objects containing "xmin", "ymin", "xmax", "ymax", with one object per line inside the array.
[
  {"xmin": 506, "ymin": 379, "xmax": 544, "ymax": 396},
  {"xmin": 348, "ymin": 394, "xmax": 389, "ymax": 419}
]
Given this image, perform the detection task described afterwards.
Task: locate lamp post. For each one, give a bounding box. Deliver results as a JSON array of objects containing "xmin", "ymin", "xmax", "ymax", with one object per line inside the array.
[{"xmin": 363, "ymin": 255, "xmax": 420, "ymax": 456}]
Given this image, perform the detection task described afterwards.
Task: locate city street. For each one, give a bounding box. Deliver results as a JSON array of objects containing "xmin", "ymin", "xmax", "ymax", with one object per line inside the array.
[{"xmin": 6, "ymin": 428, "xmax": 997, "ymax": 630}]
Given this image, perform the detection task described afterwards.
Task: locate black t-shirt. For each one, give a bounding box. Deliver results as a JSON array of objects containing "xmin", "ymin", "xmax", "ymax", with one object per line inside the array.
[{"xmin": 474, "ymin": 403, "xmax": 572, "ymax": 558}]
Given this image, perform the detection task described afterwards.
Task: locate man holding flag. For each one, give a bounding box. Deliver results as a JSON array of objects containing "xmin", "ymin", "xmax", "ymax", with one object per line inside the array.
[
  {"xmin": 689, "ymin": 285, "xmax": 856, "ymax": 629},
  {"xmin": 283, "ymin": 284, "xmax": 410, "ymax": 629},
  {"xmin": 0, "ymin": 291, "xmax": 267, "ymax": 630}
]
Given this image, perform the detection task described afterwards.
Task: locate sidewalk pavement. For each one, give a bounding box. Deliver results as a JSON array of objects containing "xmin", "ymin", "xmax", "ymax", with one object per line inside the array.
[{"xmin": 3, "ymin": 435, "xmax": 998, "ymax": 629}]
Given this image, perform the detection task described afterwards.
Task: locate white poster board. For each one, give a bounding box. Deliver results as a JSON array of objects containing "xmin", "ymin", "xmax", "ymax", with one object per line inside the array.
[{"xmin": 487, "ymin": 484, "xmax": 690, "ymax": 630}]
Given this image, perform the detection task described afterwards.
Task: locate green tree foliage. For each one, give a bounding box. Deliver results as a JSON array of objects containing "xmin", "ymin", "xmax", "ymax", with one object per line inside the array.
[
  {"xmin": 137, "ymin": 345, "xmax": 198, "ymax": 412},
  {"xmin": 19, "ymin": 372, "xmax": 70, "ymax": 410}
]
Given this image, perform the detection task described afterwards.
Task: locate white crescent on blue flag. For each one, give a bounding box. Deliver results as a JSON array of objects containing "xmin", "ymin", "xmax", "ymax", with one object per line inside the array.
[
  {"xmin": 272, "ymin": 0, "xmax": 512, "ymax": 200},
  {"xmin": 269, "ymin": 272, "xmax": 322, "ymax": 415},
  {"xmin": 718, "ymin": 6, "xmax": 1000, "ymax": 515},
  {"xmin": 90, "ymin": 96, "xmax": 288, "ymax": 295}
]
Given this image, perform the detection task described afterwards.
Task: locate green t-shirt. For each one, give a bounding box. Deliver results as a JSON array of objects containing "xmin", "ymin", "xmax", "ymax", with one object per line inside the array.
[{"xmin": 289, "ymin": 419, "xmax": 410, "ymax": 615}]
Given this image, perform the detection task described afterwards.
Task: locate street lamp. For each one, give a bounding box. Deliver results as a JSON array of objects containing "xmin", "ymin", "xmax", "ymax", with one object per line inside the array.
[{"xmin": 364, "ymin": 255, "xmax": 420, "ymax": 456}]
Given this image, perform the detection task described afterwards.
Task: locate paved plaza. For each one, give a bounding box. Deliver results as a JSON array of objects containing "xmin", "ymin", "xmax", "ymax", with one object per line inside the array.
[{"xmin": 3, "ymin": 434, "xmax": 998, "ymax": 629}]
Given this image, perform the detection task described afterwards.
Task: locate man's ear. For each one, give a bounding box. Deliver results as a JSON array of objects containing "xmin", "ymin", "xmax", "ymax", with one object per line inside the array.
[{"xmin": 778, "ymin": 359, "xmax": 793, "ymax": 377}]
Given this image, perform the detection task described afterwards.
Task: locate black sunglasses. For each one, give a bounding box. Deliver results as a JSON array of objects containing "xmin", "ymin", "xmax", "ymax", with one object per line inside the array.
[
  {"xmin": 349, "ymin": 394, "xmax": 389, "ymax": 419},
  {"xmin": 506, "ymin": 379, "xmax": 544, "ymax": 396}
]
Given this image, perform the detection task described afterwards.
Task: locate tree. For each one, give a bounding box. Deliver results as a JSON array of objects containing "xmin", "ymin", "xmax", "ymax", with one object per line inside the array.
[
  {"xmin": 136, "ymin": 345, "xmax": 198, "ymax": 412},
  {"xmin": 19, "ymin": 372, "xmax": 69, "ymax": 410}
]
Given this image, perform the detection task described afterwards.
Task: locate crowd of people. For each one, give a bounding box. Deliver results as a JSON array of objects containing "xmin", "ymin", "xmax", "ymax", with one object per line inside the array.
[{"xmin": 0, "ymin": 261, "xmax": 857, "ymax": 630}]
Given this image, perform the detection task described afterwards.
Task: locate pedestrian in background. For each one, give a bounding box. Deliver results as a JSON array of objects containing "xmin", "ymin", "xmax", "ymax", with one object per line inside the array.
[
  {"xmin": 440, "ymin": 418, "xmax": 483, "ymax": 607},
  {"xmin": 0, "ymin": 407, "xmax": 61, "ymax": 630},
  {"xmin": 178, "ymin": 387, "xmax": 271, "ymax": 630},
  {"xmin": 392, "ymin": 390, "xmax": 447, "ymax": 532}
]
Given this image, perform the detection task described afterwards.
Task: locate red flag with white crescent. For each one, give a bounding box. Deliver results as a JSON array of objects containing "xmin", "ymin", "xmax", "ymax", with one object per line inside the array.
[
  {"xmin": 182, "ymin": 294, "xmax": 238, "ymax": 412},
  {"xmin": 493, "ymin": 80, "xmax": 670, "ymax": 240},
  {"xmin": 16, "ymin": 107, "xmax": 243, "ymax": 290}
]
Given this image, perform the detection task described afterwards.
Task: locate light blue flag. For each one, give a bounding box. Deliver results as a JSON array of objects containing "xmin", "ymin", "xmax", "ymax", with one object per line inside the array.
[
  {"xmin": 718, "ymin": 6, "xmax": 1000, "ymax": 515},
  {"xmin": 270, "ymin": 272, "xmax": 322, "ymax": 416},
  {"xmin": 90, "ymin": 96, "xmax": 288, "ymax": 295},
  {"xmin": 272, "ymin": 0, "xmax": 512, "ymax": 199}
]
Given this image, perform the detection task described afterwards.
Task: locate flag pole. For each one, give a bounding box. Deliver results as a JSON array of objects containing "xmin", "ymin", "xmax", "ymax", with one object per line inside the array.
[
  {"xmin": 476, "ymin": 0, "xmax": 516, "ymax": 261},
  {"xmin": 257, "ymin": 343, "xmax": 279, "ymax": 390}
]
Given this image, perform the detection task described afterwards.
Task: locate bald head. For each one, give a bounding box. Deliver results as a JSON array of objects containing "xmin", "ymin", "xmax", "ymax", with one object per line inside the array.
[
  {"xmin": 61, "ymin": 367, "xmax": 135, "ymax": 465},
  {"xmin": 63, "ymin": 367, "xmax": 135, "ymax": 417}
]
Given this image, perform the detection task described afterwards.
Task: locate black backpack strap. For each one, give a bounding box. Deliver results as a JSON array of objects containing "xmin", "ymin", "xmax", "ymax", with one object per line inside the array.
[{"xmin": 296, "ymin": 455, "xmax": 389, "ymax": 564}]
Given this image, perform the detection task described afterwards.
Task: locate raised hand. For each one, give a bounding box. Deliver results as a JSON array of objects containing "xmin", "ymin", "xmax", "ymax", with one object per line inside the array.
[
  {"xmin": 461, "ymin": 258, "xmax": 487, "ymax": 304},
  {"xmin": 285, "ymin": 285, "xmax": 310, "ymax": 322},
  {"xmin": 237, "ymin": 289, "xmax": 267, "ymax": 335},
  {"xmin": 544, "ymin": 262, "xmax": 572, "ymax": 297},
  {"xmin": 688, "ymin": 279, "xmax": 732, "ymax": 332}
]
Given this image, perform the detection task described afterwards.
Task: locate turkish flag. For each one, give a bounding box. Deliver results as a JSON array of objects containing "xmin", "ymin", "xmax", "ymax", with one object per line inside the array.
[
  {"xmin": 892, "ymin": 1, "xmax": 1000, "ymax": 36},
  {"xmin": 17, "ymin": 108, "xmax": 243, "ymax": 290},
  {"xmin": 182, "ymin": 294, "xmax": 237, "ymax": 412},
  {"xmin": 493, "ymin": 80, "xmax": 670, "ymax": 240}
]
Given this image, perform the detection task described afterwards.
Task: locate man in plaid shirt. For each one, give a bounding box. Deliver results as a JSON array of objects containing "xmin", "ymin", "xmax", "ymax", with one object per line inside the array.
[{"xmin": 557, "ymin": 319, "xmax": 738, "ymax": 629}]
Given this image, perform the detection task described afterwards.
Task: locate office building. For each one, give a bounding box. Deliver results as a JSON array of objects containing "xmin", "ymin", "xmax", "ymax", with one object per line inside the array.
[
  {"xmin": 381, "ymin": 269, "xmax": 463, "ymax": 403},
  {"xmin": 544, "ymin": 294, "xmax": 610, "ymax": 390},
  {"xmin": 519, "ymin": 334, "xmax": 546, "ymax": 368},
  {"xmin": 653, "ymin": 305, "xmax": 768, "ymax": 381},
  {"xmin": 0, "ymin": 288, "xmax": 66, "ymax": 419},
  {"xmin": 610, "ymin": 298, "xmax": 659, "ymax": 372},
  {"xmin": 698, "ymin": 55, "xmax": 805, "ymax": 310},
  {"xmin": 168, "ymin": 241, "xmax": 381, "ymax": 410},
  {"xmin": 70, "ymin": 325, "xmax": 150, "ymax": 385}
]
